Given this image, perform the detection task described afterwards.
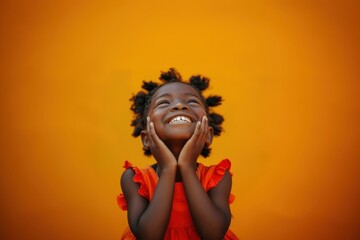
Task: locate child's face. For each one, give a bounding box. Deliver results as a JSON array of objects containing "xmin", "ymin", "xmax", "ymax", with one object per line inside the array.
[{"xmin": 146, "ymin": 82, "xmax": 208, "ymax": 143}]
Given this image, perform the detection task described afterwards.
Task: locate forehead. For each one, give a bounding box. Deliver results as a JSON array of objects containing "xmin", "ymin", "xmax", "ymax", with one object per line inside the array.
[{"xmin": 152, "ymin": 82, "xmax": 202, "ymax": 99}]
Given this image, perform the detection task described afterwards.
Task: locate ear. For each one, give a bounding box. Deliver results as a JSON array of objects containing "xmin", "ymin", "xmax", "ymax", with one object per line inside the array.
[
  {"xmin": 205, "ymin": 126, "xmax": 214, "ymax": 147},
  {"xmin": 141, "ymin": 130, "xmax": 150, "ymax": 150}
]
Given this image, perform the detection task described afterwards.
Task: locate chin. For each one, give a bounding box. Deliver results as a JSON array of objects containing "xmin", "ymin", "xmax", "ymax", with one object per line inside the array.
[
  {"xmin": 165, "ymin": 134, "xmax": 192, "ymax": 141},
  {"xmin": 157, "ymin": 124, "xmax": 197, "ymax": 143},
  {"xmin": 162, "ymin": 132, "xmax": 193, "ymax": 143}
]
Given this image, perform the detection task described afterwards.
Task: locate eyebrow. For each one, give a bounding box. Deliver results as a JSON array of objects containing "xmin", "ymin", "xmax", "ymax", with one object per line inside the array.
[
  {"xmin": 155, "ymin": 92, "xmax": 200, "ymax": 99},
  {"xmin": 154, "ymin": 93, "xmax": 171, "ymax": 100},
  {"xmin": 184, "ymin": 92, "xmax": 200, "ymax": 98}
]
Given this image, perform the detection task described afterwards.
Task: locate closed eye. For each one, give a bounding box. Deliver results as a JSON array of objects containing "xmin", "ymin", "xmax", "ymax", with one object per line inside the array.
[
  {"xmin": 156, "ymin": 100, "xmax": 170, "ymax": 107},
  {"xmin": 188, "ymin": 99, "xmax": 200, "ymax": 105}
]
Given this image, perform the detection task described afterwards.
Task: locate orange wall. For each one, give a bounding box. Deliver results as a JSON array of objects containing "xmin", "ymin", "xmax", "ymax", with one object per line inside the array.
[{"xmin": 1, "ymin": 1, "xmax": 359, "ymax": 239}]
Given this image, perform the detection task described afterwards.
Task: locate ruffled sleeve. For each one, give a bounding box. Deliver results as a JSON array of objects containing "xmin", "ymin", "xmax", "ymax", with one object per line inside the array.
[
  {"xmin": 117, "ymin": 194, "xmax": 127, "ymax": 210},
  {"xmin": 201, "ymin": 159, "xmax": 235, "ymax": 204},
  {"xmin": 116, "ymin": 161, "xmax": 150, "ymax": 211},
  {"xmin": 207, "ymin": 159, "xmax": 232, "ymax": 189}
]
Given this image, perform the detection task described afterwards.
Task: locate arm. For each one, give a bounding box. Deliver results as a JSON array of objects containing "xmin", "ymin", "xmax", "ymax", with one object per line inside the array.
[
  {"xmin": 178, "ymin": 116, "xmax": 232, "ymax": 239},
  {"xmin": 121, "ymin": 117, "xmax": 177, "ymax": 240},
  {"xmin": 179, "ymin": 168, "xmax": 232, "ymax": 240},
  {"xmin": 121, "ymin": 166, "xmax": 176, "ymax": 240}
]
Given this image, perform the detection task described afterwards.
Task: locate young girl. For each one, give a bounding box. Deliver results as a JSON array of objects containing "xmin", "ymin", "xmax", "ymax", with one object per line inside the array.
[{"xmin": 117, "ymin": 68, "xmax": 238, "ymax": 239}]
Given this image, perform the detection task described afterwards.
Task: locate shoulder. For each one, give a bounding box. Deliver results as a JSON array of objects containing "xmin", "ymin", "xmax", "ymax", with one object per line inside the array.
[
  {"xmin": 208, "ymin": 165, "xmax": 232, "ymax": 191},
  {"xmin": 213, "ymin": 170, "xmax": 232, "ymax": 191},
  {"xmin": 207, "ymin": 165, "xmax": 232, "ymax": 218},
  {"xmin": 120, "ymin": 161, "xmax": 157, "ymax": 200},
  {"xmin": 212, "ymin": 159, "xmax": 232, "ymax": 192},
  {"xmin": 120, "ymin": 161, "xmax": 141, "ymax": 192},
  {"xmin": 198, "ymin": 159, "xmax": 232, "ymax": 190},
  {"xmin": 119, "ymin": 161, "xmax": 145, "ymax": 187},
  {"xmin": 199, "ymin": 159, "xmax": 232, "ymax": 174},
  {"xmin": 207, "ymin": 168, "xmax": 232, "ymax": 208},
  {"xmin": 121, "ymin": 168, "xmax": 135, "ymax": 184},
  {"xmin": 120, "ymin": 168, "xmax": 138, "ymax": 192}
]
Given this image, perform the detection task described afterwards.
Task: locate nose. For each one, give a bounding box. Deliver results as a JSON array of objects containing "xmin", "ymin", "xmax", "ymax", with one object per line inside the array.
[{"xmin": 172, "ymin": 101, "xmax": 188, "ymax": 111}]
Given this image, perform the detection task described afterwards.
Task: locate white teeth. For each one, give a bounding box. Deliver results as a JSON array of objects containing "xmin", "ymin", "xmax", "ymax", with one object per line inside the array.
[{"xmin": 169, "ymin": 116, "xmax": 191, "ymax": 124}]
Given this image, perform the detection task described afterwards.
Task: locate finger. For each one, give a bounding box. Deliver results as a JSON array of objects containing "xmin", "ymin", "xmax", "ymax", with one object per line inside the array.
[
  {"xmin": 149, "ymin": 122, "xmax": 156, "ymax": 139},
  {"xmin": 148, "ymin": 117, "xmax": 160, "ymax": 150},
  {"xmin": 149, "ymin": 121, "xmax": 163, "ymax": 146},
  {"xmin": 185, "ymin": 120, "xmax": 199, "ymax": 144},
  {"xmin": 194, "ymin": 120, "xmax": 202, "ymax": 137},
  {"xmin": 201, "ymin": 116, "xmax": 208, "ymax": 133},
  {"xmin": 182, "ymin": 119, "xmax": 205, "ymax": 158},
  {"xmin": 146, "ymin": 116, "xmax": 154, "ymax": 144},
  {"xmin": 198, "ymin": 115, "xmax": 208, "ymax": 143}
]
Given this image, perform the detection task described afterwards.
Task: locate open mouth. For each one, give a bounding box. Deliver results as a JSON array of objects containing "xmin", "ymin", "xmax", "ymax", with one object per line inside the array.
[{"xmin": 168, "ymin": 116, "xmax": 192, "ymax": 124}]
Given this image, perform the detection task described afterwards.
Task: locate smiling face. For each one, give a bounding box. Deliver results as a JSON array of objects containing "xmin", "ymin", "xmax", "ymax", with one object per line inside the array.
[{"xmin": 144, "ymin": 82, "xmax": 209, "ymax": 144}]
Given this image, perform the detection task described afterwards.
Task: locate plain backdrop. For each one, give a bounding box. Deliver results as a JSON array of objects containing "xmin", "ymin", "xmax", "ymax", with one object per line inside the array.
[{"xmin": 1, "ymin": 0, "xmax": 359, "ymax": 239}]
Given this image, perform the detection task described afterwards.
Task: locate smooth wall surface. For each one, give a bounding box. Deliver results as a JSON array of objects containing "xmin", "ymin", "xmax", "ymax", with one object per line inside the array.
[{"xmin": 1, "ymin": 0, "xmax": 359, "ymax": 239}]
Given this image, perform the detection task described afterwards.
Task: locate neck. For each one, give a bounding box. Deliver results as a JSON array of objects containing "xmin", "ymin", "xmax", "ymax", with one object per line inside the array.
[
  {"xmin": 164, "ymin": 140, "xmax": 188, "ymax": 182},
  {"xmin": 164, "ymin": 140, "xmax": 187, "ymax": 160}
]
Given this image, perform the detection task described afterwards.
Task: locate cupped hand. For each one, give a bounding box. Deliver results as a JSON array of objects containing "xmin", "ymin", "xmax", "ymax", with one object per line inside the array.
[
  {"xmin": 146, "ymin": 117, "xmax": 177, "ymax": 170},
  {"xmin": 178, "ymin": 115, "xmax": 209, "ymax": 170}
]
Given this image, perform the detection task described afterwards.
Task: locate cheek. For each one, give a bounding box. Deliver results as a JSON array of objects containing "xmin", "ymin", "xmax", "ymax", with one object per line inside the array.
[
  {"xmin": 149, "ymin": 109, "xmax": 160, "ymax": 118},
  {"xmin": 196, "ymin": 108, "xmax": 207, "ymax": 117},
  {"xmin": 148, "ymin": 109, "xmax": 164, "ymax": 125}
]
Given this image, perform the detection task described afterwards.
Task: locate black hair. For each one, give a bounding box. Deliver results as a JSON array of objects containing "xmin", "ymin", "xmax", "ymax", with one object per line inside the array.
[{"xmin": 130, "ymin": 68, "xmax": 224, "ymax": 157}]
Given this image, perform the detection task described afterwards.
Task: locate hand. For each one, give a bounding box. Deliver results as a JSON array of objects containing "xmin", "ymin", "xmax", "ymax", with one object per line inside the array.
[
  {"xmin": 146, "ymin": 116, "xmax": 177, "ymax": 170},
  {"xmin": 178, "ymin": 115, "xmax": 209, "ymax": 170}
]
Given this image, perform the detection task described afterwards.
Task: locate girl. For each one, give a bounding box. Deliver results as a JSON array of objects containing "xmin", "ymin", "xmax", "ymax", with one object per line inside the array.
[{"xmin": 117, "ymin": 68, "xmax": 238, "ymax": 239}]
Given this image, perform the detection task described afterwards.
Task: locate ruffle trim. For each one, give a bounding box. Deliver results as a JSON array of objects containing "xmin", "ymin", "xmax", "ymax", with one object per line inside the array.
[
  {"xmin": 120, "ymin": 226, "xmax": 238, "ymax": 240},
  {"xmin": 117, "ymin": 194, "xmax": 127, "ymax": 210},
  {"xmin": 207, "ymin": 159, "xmax": 235, "ymax": 204},
  {"xmin": 117, "ymin": 161, "xmax": 149, "ymax": 211},
  {"xmin": 117, "ymin": 159, "xmax": 236, "ymax": 211}
]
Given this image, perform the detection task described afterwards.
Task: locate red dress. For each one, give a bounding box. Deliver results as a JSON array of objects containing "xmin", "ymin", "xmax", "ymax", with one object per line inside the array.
[{"xmin": 117, "ymin": 159, "xmax": 238, "ymax": 239}]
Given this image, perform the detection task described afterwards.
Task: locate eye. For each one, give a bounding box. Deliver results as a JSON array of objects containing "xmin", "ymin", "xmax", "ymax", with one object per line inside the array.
[
  {"xmin": 156, "ymin": 100, "xmax": 170, "ymax": 107},
  {"xmin": 188, "ymin": 99, "xmax": 200, "ymax": 105}
]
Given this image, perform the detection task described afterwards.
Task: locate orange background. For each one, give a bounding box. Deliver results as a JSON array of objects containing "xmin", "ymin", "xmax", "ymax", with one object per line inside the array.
[{"xmin": 1, "ymin": 0, "xmax": 359, "ymax": 239}]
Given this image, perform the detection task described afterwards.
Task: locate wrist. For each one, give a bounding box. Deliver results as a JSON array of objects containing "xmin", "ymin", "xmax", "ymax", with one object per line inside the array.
[
  {"xmin": 178, "ymin": 162, "xmax": 197, "ymax": 172},
  {"xmin": 157, "ymin": 161, "xmax": 177, "ymax": 174}
]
